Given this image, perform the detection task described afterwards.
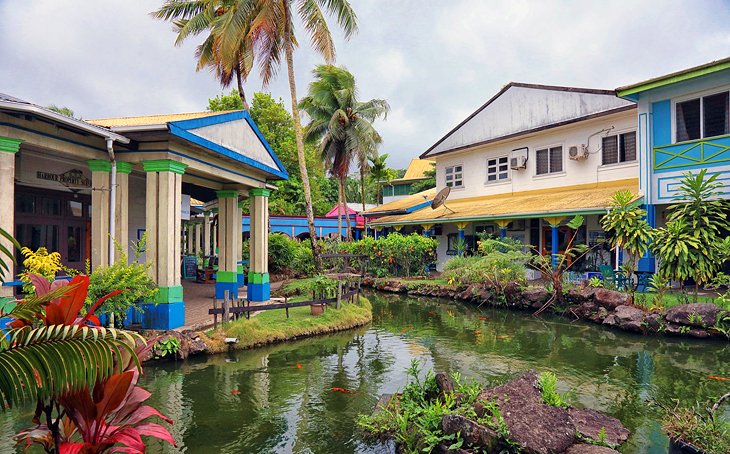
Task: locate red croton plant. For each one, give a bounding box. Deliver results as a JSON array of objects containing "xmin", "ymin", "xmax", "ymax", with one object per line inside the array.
[{"xmin": 8, "ymin": 274, "xmax": 175, "ymax": 454}]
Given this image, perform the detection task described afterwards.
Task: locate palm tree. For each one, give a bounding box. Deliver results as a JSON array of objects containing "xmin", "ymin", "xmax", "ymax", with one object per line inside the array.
[
  {"xmin": 153, "ymin": 0, "xmax": 255, "ymax": 110},
  {"xmin": 368, "ymin": 153, "xmax": 391, "ymax": 205},
  {"xmin": 247, "ymin": 0, "xmax": 357, "ymax": 253},
  {"xmin": 299, "ymin": 65, "xmax": 389, "ymax": 241}
]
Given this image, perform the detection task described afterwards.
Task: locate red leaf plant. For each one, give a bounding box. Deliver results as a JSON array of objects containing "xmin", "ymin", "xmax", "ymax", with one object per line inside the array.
[{"xmin": 11, "ymin": 274, "xmax": 175, "ymax": 453}]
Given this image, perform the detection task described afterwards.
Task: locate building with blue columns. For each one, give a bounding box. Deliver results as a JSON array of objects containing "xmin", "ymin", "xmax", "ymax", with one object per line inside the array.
[{"xmin": 617, "ymin": 57, "xmax": 730, "ymax": 272}]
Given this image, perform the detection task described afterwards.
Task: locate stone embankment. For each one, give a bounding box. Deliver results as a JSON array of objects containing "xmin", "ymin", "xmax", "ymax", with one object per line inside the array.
[{"xmin": 364, "ymin": 278, "xmax": 728, "ymax": 340}]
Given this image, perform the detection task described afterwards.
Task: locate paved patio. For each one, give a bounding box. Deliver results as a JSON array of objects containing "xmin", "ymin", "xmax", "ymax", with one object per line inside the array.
[{"xmin": 180, "ymin": 279, "xmax": 284, "ymax": 330}]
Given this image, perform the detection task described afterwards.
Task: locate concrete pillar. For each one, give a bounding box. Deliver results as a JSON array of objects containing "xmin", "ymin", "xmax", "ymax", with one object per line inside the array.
[
  {"xmin": 194, "ymin": 222, "xmax": 202, "ymax": 259},
  {"xmin": 236, "ymin": 200, "xmax": 244, "ymax": 288},
  {"xmin": 0, "ymin": 137, "xmax": 21, "ymax": 297},
  {"xmin": 212, "ymin": 212, "xmax": 218, "ymax": 256},
  {"xmin": 248, "ymin": 188, "xmax": 270, "ymax": 302},
  {"xmin": 215, "ymin": 190, "xmax": 240, "ymax": 299},
  {"xmin": 115, "ymin": 162, "xmax": 133, "ymax": 261},
  {"xmin": 88, "ymin": 160, "xmax": 111, "ymax": 270},
  {"xmin": 185, "ymin": 224, "xmax": 192, "ymax": 255},
  {"xmin": 142, "ymin": 160, "xmax": 187, "ymax": 329},
  {"xmin": 203, "ymin": 212, "xmax": 211, "ymax": 260}
]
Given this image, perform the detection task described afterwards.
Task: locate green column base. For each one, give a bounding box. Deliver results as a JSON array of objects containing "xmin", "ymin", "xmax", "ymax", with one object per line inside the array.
[{"xmin": 156, "ymin": 285, "xmax": 183, "ymax": 304}]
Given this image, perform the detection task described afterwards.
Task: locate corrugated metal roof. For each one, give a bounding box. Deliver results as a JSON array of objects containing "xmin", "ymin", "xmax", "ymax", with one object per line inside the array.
[
  {"xmin": 364, "ymin": 188, "xmax": 437, "ymax": 215},
  {"xmin": 88, "ymin": 110, "xmax": 239, "ymax": 127},
  {"xmin": 401, "ymin": 159, "xmax": 435, "ymax": 180},
  {"xmin": 0, "ymin": 93, "xmax": 30, "ymax": 104},
  {"xmin": 370, "ymin": 179, "xmax": 638, "ymax": 225}
]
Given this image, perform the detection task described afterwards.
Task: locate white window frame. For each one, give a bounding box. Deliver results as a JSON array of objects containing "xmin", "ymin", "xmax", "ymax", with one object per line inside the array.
[
  {"xmin": 600, "ymin": 129, "xmax": 637, "ymax": 166},
  {"xmin": 485, "ymin": 155, "xmax": 510, "ymax": 184},
  {"xmin": 444, "ymin": 164, "xmax": 464, "ymax": 189},
  {"xmin": 672, "ymin": 86, "xmax": 730, "ymax": 143},
  {"xmin": 534, "ymin": 144, "xmax": 564, "ymax": 176}
]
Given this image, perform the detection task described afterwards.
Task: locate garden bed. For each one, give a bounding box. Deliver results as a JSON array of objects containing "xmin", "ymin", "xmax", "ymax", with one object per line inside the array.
[
  {"xmin": 363, "ymin": 278, "xmax": 730, "ymax": 341},
  {"xmin": 139, "ymin": 296, "xmax": 373, "ymax": 361}
]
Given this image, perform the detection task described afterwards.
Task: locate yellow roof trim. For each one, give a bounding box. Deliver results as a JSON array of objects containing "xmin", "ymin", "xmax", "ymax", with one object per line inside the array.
[
  {"xmin": 88, "ymin": 110, "xmax": 240, "ymax": 128},
  {"xmin": 370, "ymin": 179, "xmax": 638, "ymax": 225},
  {"xmin": 364, "ymin": 188, "xmax": 437, "ymax": 214}
]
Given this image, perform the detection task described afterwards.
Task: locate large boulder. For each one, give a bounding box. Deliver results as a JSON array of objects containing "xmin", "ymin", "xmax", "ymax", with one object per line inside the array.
[
  {"xmin": 593, "ymin": 288, "xmax": 631, "ymax": 310},
  {"xmin": 602, "ymin": 305, "xmax": 646, "ymax": 333},
  {"xmin": 568, "ymin": 408, "xmax": 630, "ymax": 447},
  {"xmin": 478, "ymin": 371, "xmax": 575, "ymax": 454},
  {"xmin": 567, "ymin": 287, "xmax": 597, "ymax": 304},
  {"xmin": 441, "ymin": 414, "xmax": 500, "ymax": 451},
  {"xmin": 522, "ymin": 288, "xmax": 550, "ymax": 308},
  {"xmin": 665, "ymin": 303, "xmax": 722, "ymax": 328}
]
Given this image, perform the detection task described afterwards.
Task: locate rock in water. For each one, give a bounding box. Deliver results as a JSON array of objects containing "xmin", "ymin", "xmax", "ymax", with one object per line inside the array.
[
  {"xmin": 564, "ymin": 444, "xmax": 620, "ymax": 454},
  {"xmin": 441, "ymin": 414, "xmax": 500, "ymax": 451},
  {"xmin": 568, "ymin": 408, "xmax": 630, "ymax": 447},
  {"xmin": 665, "ymin": 303, "xmax": 722, "ymax": 328}
]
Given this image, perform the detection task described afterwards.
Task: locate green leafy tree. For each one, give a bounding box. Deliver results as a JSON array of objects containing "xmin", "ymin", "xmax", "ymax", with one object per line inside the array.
[
  {"xmin": 208, "ymin": 89, "xmax": 244, "ymax": 111},
  {"xmin": 153, "ymin": 0, "xmax": 255, "ymax": 110},
  {"xmin": 652, "ymin": 170, "xmax": 730, "ymax": 298},
  {"xmin": 410, "ymin": 167, "xmax": 436, "ymax": 194},
  {"xmin": 47, "ymin": 105, "xmax": 77, "ymax": 119},
  {"xmin": 600, "ymin": 190, "xmax": 655, "ymax": 288},
  {"xmin": 299, "ymin": 64, "xmax": 389, "ymax": 240},
  {"xmin": 369, "ymin": 153, "xmax": 398, "ymax": 204}
]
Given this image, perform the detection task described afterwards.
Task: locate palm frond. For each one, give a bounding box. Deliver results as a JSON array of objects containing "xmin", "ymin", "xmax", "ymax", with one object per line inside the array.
[
  {"xmin": 298, "ymin": 0, "xmax": 335, "ymax": 62},
  {"xmin": 0, "ymin": 325, "xmax": 141, "ymax": 410},
  {"xmin": 0, "ymin": 227, "xmax": 20, "ymax": 284},
  {"xmin": 316, "ymin": 0, "xmax": 358, "ymax": 39}
]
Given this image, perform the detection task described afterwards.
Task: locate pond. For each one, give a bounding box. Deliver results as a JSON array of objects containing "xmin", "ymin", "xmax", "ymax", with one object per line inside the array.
[{"xmin": 1, "ymin": 291, "xmax": 729, "ymax": 453}]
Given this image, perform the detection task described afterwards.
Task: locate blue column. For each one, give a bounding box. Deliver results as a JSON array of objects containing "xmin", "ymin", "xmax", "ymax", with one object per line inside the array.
[
  {"xmin": 500, "ymin": 227, "xmax": 507, "ymax": 239},
  {"xmin": 551, "ymin": 225, "xmax": 559, "ymax": 269},
  {"xmin": 355, "ymin": 229, "xmax": 361, "ymax": 240},
  {"xmin": 637, "ymin": 204, "xmax": 656, "ymax": 272},
  {"xmin": 458, "ymin": 228, "xmax": 465, "ymax": 256}
]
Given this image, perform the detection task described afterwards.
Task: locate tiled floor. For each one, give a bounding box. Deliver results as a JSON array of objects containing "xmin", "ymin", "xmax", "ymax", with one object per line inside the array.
[{"xmin": 180, "ymin": 279, "xmax": 283, "ymax": 330}]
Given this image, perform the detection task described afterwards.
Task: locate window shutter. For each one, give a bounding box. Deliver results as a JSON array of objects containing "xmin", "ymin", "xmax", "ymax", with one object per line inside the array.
[
  {"xmin": 602, "ymin": 136, "xmax": 618, "ymax": 165},
  {"xmin": 621, "ymin": 132, "xmax": 636, "ymax": 162},
  {"xmin": 703, "ymin": 92, "xmax": 729, "ymax": 138},
  {"xmin": 676, "ymin": 99, "xmax": 701, "ymax": 142},
  {"xmin": 549, "ymin": 147, "xmax": 563, "ymax": 173},
  {"xmin": 536, "ymin": 149, "xmax": 549, "ymax": 175}
]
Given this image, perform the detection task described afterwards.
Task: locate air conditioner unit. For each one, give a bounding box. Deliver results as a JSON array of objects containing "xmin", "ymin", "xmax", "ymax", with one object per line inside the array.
[
  {"xmin": 510, "ymin": 155, "xmax": 527, "ymax": 170},
  {"xmin": 568, "ymin": 145, "xmax": 588, "ymax": 160}
]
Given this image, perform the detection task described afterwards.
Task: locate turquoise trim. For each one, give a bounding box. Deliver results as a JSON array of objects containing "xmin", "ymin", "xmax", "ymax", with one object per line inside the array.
[
  {"xmin": 405, "ymin": 200, "xmax": 433, "ymax": 213},
  {"xmin": 250, "ymin": 188, "xmax": 272, "ymax": 197},
  {"xmin": 168, "ymin": 110, "xmax": 289, "ymax": 180},
  {"xmin": 0, "ymin": 136, "xmax": 22, "ymax": 153},
  {"xmin": 142, "ymin": 159, "xmax": 187, "ymax": 174},
  {"xmin": 652, "ymin": 100, "xmax": 671, "ymax": 148},
  {"xmin": 115, "ymin": 161, "xmax": 134, "ymax": 174}
]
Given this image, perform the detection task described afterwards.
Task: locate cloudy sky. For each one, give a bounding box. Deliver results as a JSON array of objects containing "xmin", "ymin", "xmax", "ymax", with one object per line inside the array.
[{"xmin": 1, "ymin": 0, "xmax": 729, "ymax": 169}]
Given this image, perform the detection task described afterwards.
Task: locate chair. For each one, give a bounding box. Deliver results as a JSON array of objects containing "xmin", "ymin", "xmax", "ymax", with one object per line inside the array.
[{"xmin": 599, "ymin": 265, "xmax": 631, "ymax": 291}]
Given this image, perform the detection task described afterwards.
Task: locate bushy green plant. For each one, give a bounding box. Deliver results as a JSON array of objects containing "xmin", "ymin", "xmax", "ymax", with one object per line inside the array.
[
  {"xmin": 442, "ymin": 250, "xmax": 528, "ymax": 289},
  {"xmin": 343, "ymin": 233, "xmax": 437, "ymax": 277},
  {"xmin": 268, "ymin": 233, "xmax": 296, "ymax": 273},
  {"xmin": 661, "ymin": 394, "xmax": 730, "ymax": 454},
  {"xmin": 86, "ymin": 237, "xmax": 158, "ymax": 327},
  {"xmin": 477, "ymin": 235, "xmax": 524, "ymax": 255},
  {"xmin": 280, "ymin": 275, "xmax": 338, "ymax": 299},
  {"xmin": 291, "ymin": 240, "xmax": 316, "ymax": 276}
]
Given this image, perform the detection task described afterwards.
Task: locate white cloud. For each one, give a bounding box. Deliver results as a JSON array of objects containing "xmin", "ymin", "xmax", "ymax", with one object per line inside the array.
[{"xmin": 1, "ymin": 0, "xmax": 729, "ymax": 170}]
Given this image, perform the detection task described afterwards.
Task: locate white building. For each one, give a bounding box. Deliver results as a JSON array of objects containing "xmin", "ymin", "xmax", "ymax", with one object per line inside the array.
[{"xmin": 365, "ymin": 83, "xmax": 639, "ymax": 271}]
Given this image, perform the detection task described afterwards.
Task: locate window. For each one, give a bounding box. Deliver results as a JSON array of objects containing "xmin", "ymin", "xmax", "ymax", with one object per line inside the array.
[
  {"xmin": 445, "ymin": 165, "xmax": 463, "ymax": 188},
  {"xmin": 676, "ymin": 91, "xmax": 729, "ymax": 142},
  {"xmin": 535, "ymin": 146, "xmax": 563, "ymax": 175},
  {"xmin": 486, "ymin": 156, "xmax": 509, "ymax": 182},
  {"xmin": 602, "ymin": 131, "xmax": 636, "ymax": 165}
]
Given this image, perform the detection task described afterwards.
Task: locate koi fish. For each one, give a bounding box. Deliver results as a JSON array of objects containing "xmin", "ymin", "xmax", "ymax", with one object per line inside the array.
[
  {"xmin": 479, "ymin": 316, "xmax": 489, "ymax": 321},
  {"xmin": 707, "ymin": 375, "xmax": 730, "ymax": 381},
  {"xmin": 496, "ymin": 335, "xmax": 512, "ymax": 340},
  {"xmin": 427, "ymin": 311, "xmax": 434, "ymax": 315},
  {"xmin": 296, "ymin": 364, "xmax": 302, "ymax": 369},
  {"xmin": 231, "ymin": 389, "xmax": 241, "ymax": 395},
  {"xmin": 400, "ymin": 328, "xmax": 408, "ymax": 333},
  {"xmin": 474, "ymin": 330, "xmax": 481, "ymax": 335},
  {"xmin": 331, "ymin": 387, "xmax": 354, "ymax": 393}
]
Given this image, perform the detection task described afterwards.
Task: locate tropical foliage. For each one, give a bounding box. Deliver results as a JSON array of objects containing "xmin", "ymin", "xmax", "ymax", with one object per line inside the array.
[
  {"xmin": 341, "ymin": 233, "xmax": 437, "ymax": 277},
  {"xmin": 651, "ymin": 170, "xmax": 730, "ymax": 297},
  {"xmin": 19, "ymin": 246, "xmax": 63, "ymax": 295},
  {"xmin": 0, "ymin": 227, "xmax": 19, "ymax": 284},
  {"xmin": 300, "ymin": 64, "xmax": 389, "ymax": 240}
]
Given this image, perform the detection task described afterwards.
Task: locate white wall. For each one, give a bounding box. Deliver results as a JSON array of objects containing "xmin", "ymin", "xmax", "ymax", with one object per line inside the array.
[
  {"xmin": 127, "ymin": 173, "xmax": 146, "ymax": 263},
  {"xmin": 434, "ymin": 110, "xmax": 638, "ymax": 200}
]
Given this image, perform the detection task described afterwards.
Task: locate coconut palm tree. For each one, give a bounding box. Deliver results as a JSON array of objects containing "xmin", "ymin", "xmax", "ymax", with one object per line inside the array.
[
  {"xmin": 368, "ymin": 153, "xmax": 390, "ymax": 205},
  {"xmin": 299, "ymin": 64, "xmax": 389, "ymax": 241},
  {"xmin": 247, "ymin": 0, "xmax": 357, "ymax": 254},
  {"xmin": 153, "ymin": 0, "xmax": 255, "ymax": 110}
]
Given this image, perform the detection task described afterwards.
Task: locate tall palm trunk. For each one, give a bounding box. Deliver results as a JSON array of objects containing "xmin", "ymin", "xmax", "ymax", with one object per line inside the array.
[
  {"xmin": 284, "ymin": 25, "xmax": 320, "ymax": 269},
  {"xmin": 235, "ymin": 67, "xmax": 250, "ymax": 111},
  {"xmin": 340, "ymin": 175, "xmax": 352, "ymax": 241},
  {"xmin": 336, "ymin": 184, "xmax": 343, "ymax": 240},
  {"xmin": 360, "ymin": 165, "xmax": 366, "ymax": 212}
]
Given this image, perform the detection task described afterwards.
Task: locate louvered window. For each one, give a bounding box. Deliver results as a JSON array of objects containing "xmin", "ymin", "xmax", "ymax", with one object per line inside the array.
[
  {"xmin": 486, "ymin": 156, "xmax": 509, "ymax": 182},
  {"xmin": 445, "ymin": 165, "xmax": 463, "ymax": 188},
  {"xmin": 536, "ymin": 146, "xmax": 562, "ymax": 175},
  {"xmin": 676, "ymin": 91, "xmax": 729, "ymax": 142},
  {"xmin": 602, "ymin": 132, "xmax": 636, "ymax": 165}
]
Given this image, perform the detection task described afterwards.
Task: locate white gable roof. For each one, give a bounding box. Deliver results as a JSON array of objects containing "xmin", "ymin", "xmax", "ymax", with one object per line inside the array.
[
  {"xmin": 422, "ymin": 83, "xmax": 635, "ymax": 157},
  {"xmin": 187, "ymin": 118, "xmax": 278, "ymax": 169}
]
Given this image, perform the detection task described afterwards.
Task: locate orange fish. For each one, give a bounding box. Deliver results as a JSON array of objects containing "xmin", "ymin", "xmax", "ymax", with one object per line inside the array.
[
  {"xmin": 474, "ymin": 330, "xmax": 481, "ymax": 335},
  {"xmin": 479, "ymin": 316, "xmax": 489, "ymax": 321},
  {"xmin": 231, "ymin": 389, "xmax": 241, "ymax": 395},
  {"xmin": 296, "ymin": 364, "xmax": 302, "ymax": 369},
  {"xmin": 400, "ymin": 328, "xmax": 408, "ymax": 333},
  {"xmin": 496, "ymin": 335, "xmax": 512, "ymax": 340},
  {"xmin": 331, "ymin": 387, "xmax": 354, "ymax": 393},
  {"xmin": 707, "ymin": 375, "xmax": 730, "ymax": 381},
  {"xmin": 427, "ymin": 311, "xmax": 434, "ymax": 315}
]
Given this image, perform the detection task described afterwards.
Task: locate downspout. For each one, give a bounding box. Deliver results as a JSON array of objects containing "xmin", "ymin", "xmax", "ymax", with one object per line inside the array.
[{"xmin": 106, "ymin": 138, "xmax": 116, "ymax": 266}]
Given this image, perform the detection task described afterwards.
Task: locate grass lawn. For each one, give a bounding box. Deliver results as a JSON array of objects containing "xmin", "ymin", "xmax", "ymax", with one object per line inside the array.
[
  {"xmin": 634, "ymin": 290, "xmax": 728, "ymax": 310},
  {"xmin": 202, "ymin": 296, "xmax": 372, "ymax": 352}
]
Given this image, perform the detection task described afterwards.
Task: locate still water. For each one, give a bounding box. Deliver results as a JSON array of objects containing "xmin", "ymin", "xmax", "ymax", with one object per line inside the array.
[{"xmin": 2, "ymin": 291, "xmax": 729, "ymax": 453}]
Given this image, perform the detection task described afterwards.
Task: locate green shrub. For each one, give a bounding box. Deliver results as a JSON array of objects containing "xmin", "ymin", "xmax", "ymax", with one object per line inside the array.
[
  {"xmin": 442, "ymin": 250, "xmax": 528, "ymax": 288},
  {"xmin": 537, "ymin": 372, "xmax": 568, "ymax": 408},
  {"xmin": 291, "ymin": 240, "xmax": 315, "ymax": 276},
  {"xmin": 343, "ymin": 233, "xmax": 437, "ymax": 277},
  {"xmin": 86, "ymin": 237, "xmax": 158, "ymax": 327},
  {"xmin": 477, "ymin": 235, "xmax": 525, "ymax": 255},
  {"xmin": 268, "ymin": 233, "xmax": 296, "ymax": 273}
]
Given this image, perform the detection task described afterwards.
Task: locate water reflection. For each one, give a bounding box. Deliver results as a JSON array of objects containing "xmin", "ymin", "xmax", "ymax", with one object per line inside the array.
[{"xmin": 2, "ymin": 291, "xmax": 728, "ymax": 453}]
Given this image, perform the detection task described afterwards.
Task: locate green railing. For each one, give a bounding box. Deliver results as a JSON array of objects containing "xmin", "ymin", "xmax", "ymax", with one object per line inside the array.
[{"xmin": 654, "ymin": 134, "xmax": 730, "ymax": 172}]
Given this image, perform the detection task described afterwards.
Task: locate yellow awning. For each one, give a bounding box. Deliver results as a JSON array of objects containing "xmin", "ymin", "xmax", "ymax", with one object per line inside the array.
[{"xmin": 370, "ymin": 179, "xmax": 639, "ymax": 226}]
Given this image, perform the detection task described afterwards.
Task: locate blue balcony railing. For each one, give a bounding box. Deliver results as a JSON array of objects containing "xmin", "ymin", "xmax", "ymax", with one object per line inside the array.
[{"xmin": 653, "ymin": 134, "xmax": 730, "ymax": 172}]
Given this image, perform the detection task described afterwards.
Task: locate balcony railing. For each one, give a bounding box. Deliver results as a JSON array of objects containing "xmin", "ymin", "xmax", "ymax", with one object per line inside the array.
[{"xmin": 653, "ymin": 134, "xmax": 730, "ymax": 172}]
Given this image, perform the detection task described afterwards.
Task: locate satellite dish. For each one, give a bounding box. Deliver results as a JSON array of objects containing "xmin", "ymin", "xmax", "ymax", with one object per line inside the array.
[{"xmin": 431, "ymin": 187, "xmax": 455, "ymax": 213}]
